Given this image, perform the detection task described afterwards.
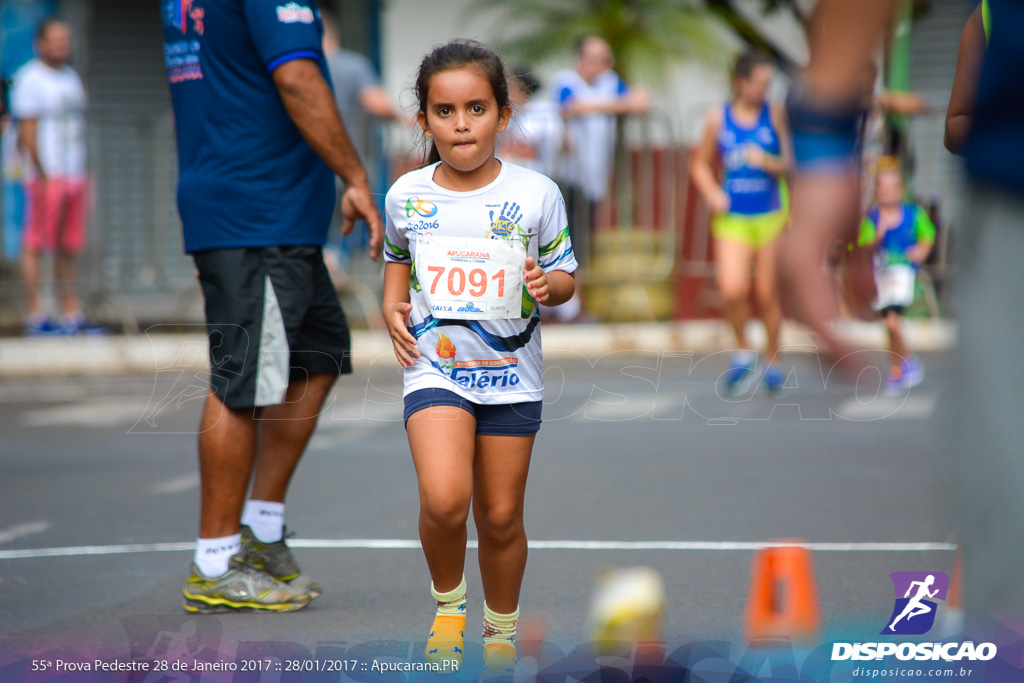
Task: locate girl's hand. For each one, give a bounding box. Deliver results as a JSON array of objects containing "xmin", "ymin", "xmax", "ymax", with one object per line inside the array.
[
  {"xmin": 385, "ymin": 301, "xmax": 419, "ymax": 368},
  {"xmin": 710, "ymin": 189, "xmax": 731, "ymax": 215},
  {"xmin": 523, "ymin": 257, "xmax": 549, "ymax": 303},
  {"xmin": 907, "ymin": 243, "xmax": 931, "ymax": 265},
  {"xmin": 745, "ymin": 144, "xmax": 767, "ymax": 169}
]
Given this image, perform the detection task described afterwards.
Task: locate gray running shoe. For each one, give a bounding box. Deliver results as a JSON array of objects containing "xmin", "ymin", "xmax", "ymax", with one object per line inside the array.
[
  {"xmin": 182, "ymin": 554, "xmax": 311, "ymax": 613},
  {"xmin": 240, "ymin": 525, "xmax": 322, "ymax": 599}
]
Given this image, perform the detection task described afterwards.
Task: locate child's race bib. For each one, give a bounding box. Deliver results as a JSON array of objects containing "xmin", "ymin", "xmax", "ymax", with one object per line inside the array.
[
  {"xmin": 415, "ymin": 235, "xmax": 527, "ymax": 320},
  {"xmin": 873, "ymin": 263, "xmax": 916, "ymax": 311}
]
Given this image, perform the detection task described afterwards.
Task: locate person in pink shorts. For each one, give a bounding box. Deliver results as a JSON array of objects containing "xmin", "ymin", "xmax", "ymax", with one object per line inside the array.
[{"xmin": 10, "ymin": 18, "xmax": 91, "ymax": 335}]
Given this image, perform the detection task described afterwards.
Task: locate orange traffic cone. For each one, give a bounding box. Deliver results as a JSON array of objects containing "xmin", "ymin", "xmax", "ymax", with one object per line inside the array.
[
  {"xmin": 938, "ymin": 546, "xmax": 964, "ymax": 637},
  {"xmin": 948, "ymin": 547, "xmax": 963, "ymax": 610},
  {"xmin": 745, "ymin": 541, "xmax": 821, "ymax": 644}
]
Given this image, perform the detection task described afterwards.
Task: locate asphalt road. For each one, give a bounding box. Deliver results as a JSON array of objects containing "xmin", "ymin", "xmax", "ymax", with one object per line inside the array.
[{"xmin": 0, "ymin": 349, "xmax": 956, "ymax": 679}]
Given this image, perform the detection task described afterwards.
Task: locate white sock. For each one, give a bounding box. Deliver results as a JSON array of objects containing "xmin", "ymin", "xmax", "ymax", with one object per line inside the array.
[
  {"xmin": 733, "ymin": 348, "xmax": 757, "ymax": 364},
  {"xmin": 242, "ymin": 500, "xmax": 285, "ymax": 542},
  {"xmin": 482, "ymin": 603, "xmax": 520, "ymax": 646},
  {"xmin": 432, "ymin": 575, "xmax": 468, "ymax": 616},
  {"xmin": 194, "ymin": 534, "xmax": 241, "ymax": 577}
]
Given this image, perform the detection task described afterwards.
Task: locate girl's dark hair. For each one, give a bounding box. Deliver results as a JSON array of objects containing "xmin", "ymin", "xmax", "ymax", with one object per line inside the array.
[
  {"xmin": 512, "ymin": 66, "xmax": 541, "ymax": 97},
  {"xmin": 415, "ymin": 40, "xmax": 511, "ymax": 165},
  {"xmin": 732, "ymin": 51, "xmax": 774, "ymax": 81}
]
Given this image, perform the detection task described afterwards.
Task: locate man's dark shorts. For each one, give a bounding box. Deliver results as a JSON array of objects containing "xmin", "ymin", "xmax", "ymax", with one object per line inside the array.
[{"xmin": 193, "ymin": 246, "xmax": 352, "ymax": 409}]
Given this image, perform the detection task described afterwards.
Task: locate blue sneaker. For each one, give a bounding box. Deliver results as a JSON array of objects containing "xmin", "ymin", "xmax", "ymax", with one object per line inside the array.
[
  {"xmin": 723, "ymin": 351, "xmax": 758, "ymax": 395},
  {"xmin": 885, "ymin": 356, "xmax": 924, "ymax": 394},
  {"xmin": 60, "ymin": 313, "xmax": 106, "ymax": 336},
  {"xmin": 25, "ymin": 316, "xmax": 62, "ymax": 337},
  {"xmin": 884, "ymin": 369, "xmax": 906, "ymax": 394},
  {"xmin": 902, "ymin": 356, "xmax": 924, "ymax": 388},
  {"xmin": 762, "ymin": 365, "xmax": 786, "ymax": 394}
]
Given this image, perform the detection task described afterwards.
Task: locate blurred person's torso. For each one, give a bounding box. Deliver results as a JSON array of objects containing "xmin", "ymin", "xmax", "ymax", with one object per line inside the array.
[
  {"xmin": 717, "ymin": 101, "xmax": 782, "ymax": 216},
  {"xmin": 10, "ymin": 59, "xmax": 86, "ymax": 179},
  {"xmin": 864, "ymin": 203, "xmax": 931, "ymax": 269},
  {"xmin": 552, "ymin": 69, "xmax": 625, "ymax": 201},
  {"xmin": 966, "ymin": 0, "xmax": 1024, "ymax": 196},
  {"xmin": 325, "ymin": 48, "xmax": 377, "ymax": 162},
  {"xmin": 500, "ymin": 99, "xmax": 564, "ymax": 179},
  {"xmin": 162, "ymin": 0, "xmax": 335, "ymax": 253}
]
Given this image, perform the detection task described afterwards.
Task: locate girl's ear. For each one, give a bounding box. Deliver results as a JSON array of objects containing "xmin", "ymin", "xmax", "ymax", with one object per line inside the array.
[
  {"xmin": 496, "ymin": 104, "xmax": 513, "ymax": 133},
  {"xmin": 417, "ymin": 110, "xmax": 432, "ymax": 138}
]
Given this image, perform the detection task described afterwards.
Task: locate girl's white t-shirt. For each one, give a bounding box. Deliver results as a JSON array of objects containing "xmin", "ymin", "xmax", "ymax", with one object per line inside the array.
[{"xmin": 384, "ymin": 160, "xmax": 578, "ymax": 405}]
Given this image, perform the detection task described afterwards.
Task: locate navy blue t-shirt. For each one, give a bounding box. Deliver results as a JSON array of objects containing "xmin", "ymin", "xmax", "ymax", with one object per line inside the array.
[
  {"xmin": 162, "ymin": 0, "xmax": 335, "ymax": 252},
  {"xmin": 966, "ymin": 0, "xmax": 1024, "ymax": 196}
]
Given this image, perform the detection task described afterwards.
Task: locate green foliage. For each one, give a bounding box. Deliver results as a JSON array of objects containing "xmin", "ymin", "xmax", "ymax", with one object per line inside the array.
[{"xmin": 466, "ymin": 0, "xmax": 724, "ymax": 83}]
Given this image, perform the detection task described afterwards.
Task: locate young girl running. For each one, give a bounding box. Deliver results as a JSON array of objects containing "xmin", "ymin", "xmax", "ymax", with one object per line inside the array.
[
  {"xmin": 382, "ymin": 41, "xmax": 577, "ymax": 678},
  {"xmin": 691, "ymin": 51, "xmax": 792, "ymax": 394},
  {"xmin": 857, "ymin": 159, "xmax": 935, "ymax": 392}
]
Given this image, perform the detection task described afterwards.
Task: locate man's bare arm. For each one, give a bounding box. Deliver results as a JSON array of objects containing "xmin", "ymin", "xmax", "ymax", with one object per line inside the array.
[
  {"xmin": 272, "ymin": 58, "xmax": 382, "ymax": 256},
  {"xmin": 562, "ymin": 89, "xmax": 651, "ymax": 118},
  {"xmin": 273, "ymin": 58, "xmax": 368, "ymax": 187},
  {"xmin": 944, "ymin": 5, "xmax": 986, "ymax": 155},
  {"xmin": 17, "ymin": 118, "xmax": 46, "ymax": 180},
  {"xmin": 358, "ymin": 85, "xmax": 400, "ymax": 120}
]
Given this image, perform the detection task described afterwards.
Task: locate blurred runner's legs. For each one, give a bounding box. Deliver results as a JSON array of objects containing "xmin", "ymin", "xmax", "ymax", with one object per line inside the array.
[{"xmin": 779, "ymin": 0, "xmax": 897, "ymax": 367}]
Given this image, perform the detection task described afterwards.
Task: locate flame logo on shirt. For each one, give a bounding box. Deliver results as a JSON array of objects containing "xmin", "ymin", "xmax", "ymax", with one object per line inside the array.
[
  {"xmin": 436, "ymin": 333, "xmax": 457, "ymax": 359},
  {"xmin": 436, "ymin": 333, "xmax": 457, "ymax": 376}
]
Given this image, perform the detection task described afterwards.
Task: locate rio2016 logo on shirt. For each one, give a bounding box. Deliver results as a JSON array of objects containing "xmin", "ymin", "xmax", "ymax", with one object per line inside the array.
[
  {"xmin": 406, "ymin": 197, "xmax": 438, "ymax": 218},
  {"xmin": 881, "ymin": 571, "xmax": 949, "ymax": 635},
  {"xmin": 276, "ymin": 2, "xmax": 315, "ymax": 24}
]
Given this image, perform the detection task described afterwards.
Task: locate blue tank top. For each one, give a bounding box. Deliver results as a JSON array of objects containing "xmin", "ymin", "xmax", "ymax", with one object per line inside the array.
[
  {"xmin": 718, "ymin": 102, "xmax": 782, "ymax": 215},
  {"xmin": 867, "ymin": 204, "xmax": 919, "ymax": 256}
]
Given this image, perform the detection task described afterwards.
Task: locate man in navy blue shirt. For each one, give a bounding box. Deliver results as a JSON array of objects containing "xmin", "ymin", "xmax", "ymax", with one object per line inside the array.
[
  {"xmin": 163, "ymin": 0, "xmax": 382, "ymax": 613},
  {"xmin": 946, "ymin": 0, "xmax": 1024, "ymax": 623}
]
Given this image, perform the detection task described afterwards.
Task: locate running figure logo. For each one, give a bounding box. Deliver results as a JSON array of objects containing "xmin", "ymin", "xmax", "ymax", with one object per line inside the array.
[{"xmin": 882, "ymin": 571, "xmax": 949, "ymax": 635}]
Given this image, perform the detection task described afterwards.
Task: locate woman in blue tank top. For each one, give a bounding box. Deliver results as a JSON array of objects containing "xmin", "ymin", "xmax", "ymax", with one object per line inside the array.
[{"xmin": 691, "ymin": 51, "xmax": 792, "ymax": 394}]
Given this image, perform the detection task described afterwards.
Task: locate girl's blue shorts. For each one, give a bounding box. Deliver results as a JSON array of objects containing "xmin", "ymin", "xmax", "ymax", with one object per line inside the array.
[{"xmin": 403, "ymin": 388, "xmax": 543, "ymax": 436}]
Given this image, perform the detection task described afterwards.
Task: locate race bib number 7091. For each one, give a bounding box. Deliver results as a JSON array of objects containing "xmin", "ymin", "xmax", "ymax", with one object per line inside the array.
[{"xmin": 415, "ymin": 235, "xmax": 527, "ymax": 320}]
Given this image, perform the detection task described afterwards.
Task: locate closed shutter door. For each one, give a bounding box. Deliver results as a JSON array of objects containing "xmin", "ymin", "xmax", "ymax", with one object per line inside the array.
[
  {"xmin": 85, "ymin": 0, "xmax": 187, "ymax": 302},
  {"xmin": 908, "ymin": 0, "xmax": 974, "ymax": 230}
]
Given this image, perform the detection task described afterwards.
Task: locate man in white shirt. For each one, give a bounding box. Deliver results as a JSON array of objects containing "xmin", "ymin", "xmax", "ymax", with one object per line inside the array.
[
  {"xmin": 551, "ymin": 36, "xmax": 649, "ymax": 260},
  {"xmin": 10, "ymin": 18, "xmax": 89, "ymax": 336}
]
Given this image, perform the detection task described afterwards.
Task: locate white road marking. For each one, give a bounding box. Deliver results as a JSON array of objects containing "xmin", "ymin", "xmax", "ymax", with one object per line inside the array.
[
  {"xmin": 151, "ymin": 472, "xmax": 200, "ymax": 494},
  {"xmin": 0, "ymin": 538, "xmax": 955, "ymax": 560},
  {"xmin": 835, "ymin": 394, "xmax": 937, "ymax": 421},
  {"xmin": 0, "ymin": 521, "xmax": 53, "ymax": 544},
  {"xmin": 21, "ymin": 399, "xmax": 146, "ymax": 427}
]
